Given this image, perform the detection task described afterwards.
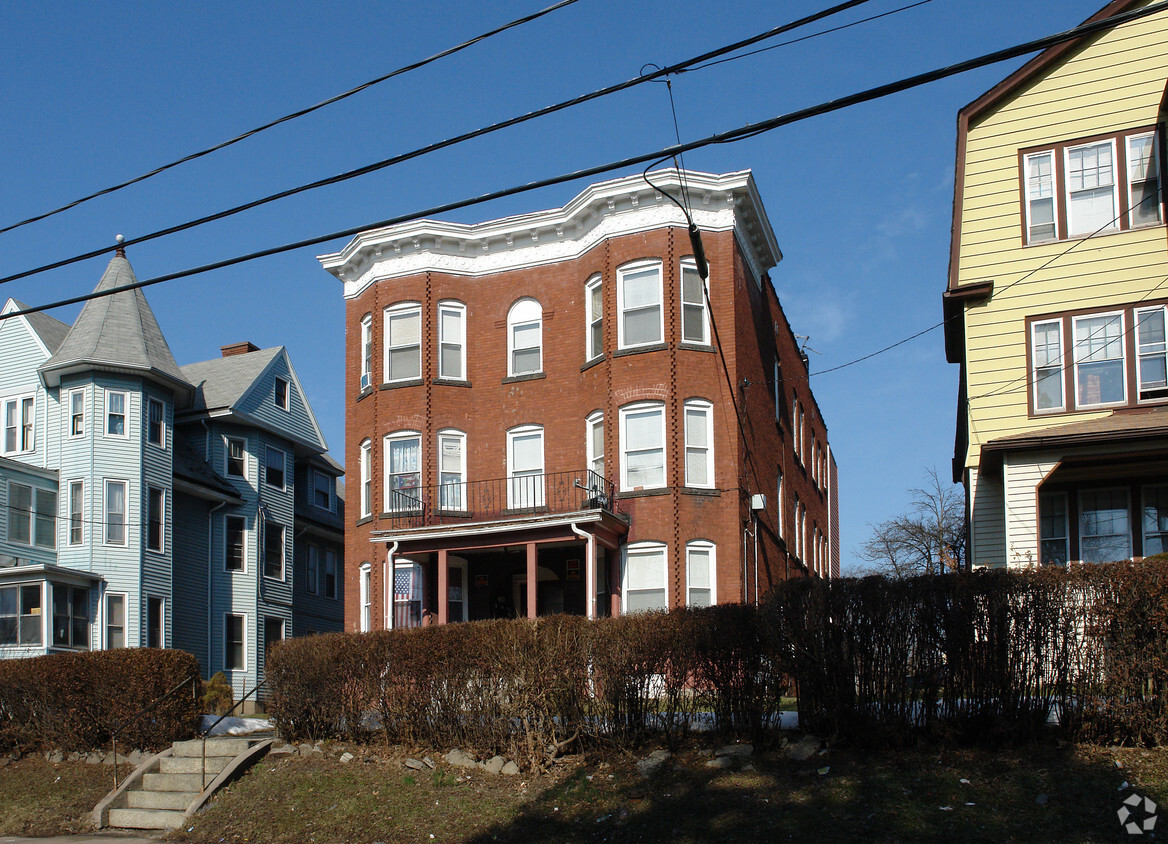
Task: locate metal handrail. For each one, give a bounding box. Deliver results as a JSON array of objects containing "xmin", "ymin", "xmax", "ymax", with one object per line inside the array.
[
  {"xmin": 110, "ymin": 673, "xmax": 200, "ymax": 789},
  {"xmin": 197, "ymin": 678, "xmax": 269, "ymax": 790}
]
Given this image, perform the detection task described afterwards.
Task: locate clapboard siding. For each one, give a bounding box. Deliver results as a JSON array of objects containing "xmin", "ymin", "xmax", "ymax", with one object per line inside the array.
[
  {"xmin": 968, "ymin": 468, "xmax": 1006, "ymax": 569},
  {"xmin": 236, "ymin": 351, "xmax": 324, "ymax": 451},
  {"xmin": 171, "ymin": 491, "xmax": 211, "ymax": 669}
]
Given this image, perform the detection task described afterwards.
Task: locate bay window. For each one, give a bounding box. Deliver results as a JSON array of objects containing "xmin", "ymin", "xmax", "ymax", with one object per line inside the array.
[
  {"xmin": 618, "ymin": 261, "xmax": 663, "ymax": 348},
  {"xmin": 619, "ymin": 402, "xmax": 665, "ymax": 490},
  {"xmin": 508, "ymin": 299, "xmax": 542, "ymax": 376},
  {"xmin": 384, "ymin": 302, "xmax": 422, "ymax": 382},
  {"xmin": 384, "ymin": 432, "xmax": 421, "ymax": 512}
]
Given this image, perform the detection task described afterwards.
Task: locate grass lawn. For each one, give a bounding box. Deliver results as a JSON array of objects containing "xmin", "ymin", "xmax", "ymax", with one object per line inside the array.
[{"xmin": 3, "ymin": 740, "xmax": 1167, "ymax": 842}]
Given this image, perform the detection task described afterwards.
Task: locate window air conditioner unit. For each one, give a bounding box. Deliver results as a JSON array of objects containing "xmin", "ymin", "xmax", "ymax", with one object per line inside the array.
[{"xmin": 360, "ymin": 373, "xmax": 371, "ymax": 391}]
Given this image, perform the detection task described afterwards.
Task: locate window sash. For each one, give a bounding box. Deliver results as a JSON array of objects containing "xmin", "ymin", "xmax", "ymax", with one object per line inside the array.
[
  {"xmin": 104, "ymin": 481, "xmax": 126, "ymax": 546},
  {"xmin": 225, "ymin": 516, "xmax": 245, "ymax": 571},
  {"xmin": 1079, "ymin": 488, "xmax": 1131, "ymax": 563},
  {"xmin": 147, "ymin": 399, "xmax": 164, "ymax": 446},
  {"xmin": 361, "ymin": 317, "xmax": 373, "ymax": 383},
  {"xmin": 147, "ymin": 487, "xmax": 163, "ymax": 552},
  {"xmin": 1137, "ymin": 306, "xmax": 1168, "ymax": 399},
  {"xmin": 1074, "ymin": 312, "xmax": 1126, "ymax": 407},
  {"xmin": 619, "ymin": 265, "xmax": 662, "ymax": 347},
  {"xmin": 385, "ymin": 306, "xmax": 421, "ymax": 381},
  {"xmin": 325, "ymin": 550, "xmax": 337, "ymax": 598},
  {"xmin": 264, "ymin": 523, "xmax": 285, "ymax": 579},
  {"xmin": 69, "ymin": 481, "xmax": 83, "ymax": 545},
  {"xmin": 306, "ymin": 545, "xmax": 319, "ymax": 595},
  {"xmin": 1065, "ymin": 140, "xmax": 1118, "ymax": 237},
  {"xmin": 1025, "ymin": 151, "xmax": 1057, "ymax": 243},
  {"xmin": 265, "ymin": 446, "xmax": 286, "ymax": 489},
  {"xmin": 438, "ymin": 433, "xmax": 466, "ymax": 511},
  {"xmin": 1144, "ymin": 485, "xmax": 1168, "ymax": 556},
  {"xmin": 106, "ymin": 392, "xmax": 126, "ymax": 437},
  {"xmin": 686, "ymin": 544, "xmax": 714, "ymax": 607},
  {"xmin": 438, "ymin": 304, "xmax": 465, "ymax": 380},
  {"xmin": 274, "ymin": 378, "xmax": 289, "ymax": 410},
  {"xmin": 1039, "ymin": 492, "xmax": 1068, "ymax": 566},
  {"xmin": 105, "ymin": 593, "xmax": 125, "ymax": 649},
  {"xmin": 225, "ymin": 614, "xmax": 245, "ymax": 670},
  {"xmin": 621, "ymin": 406, "xmax": 665, "ymax": 489},
  {"xmin": 313, "ymin": 471, "xmax": 331, "ymax": 509},
  {"xmin": 226, "ymin": 439, "xmax": 246, "ymax": 477},
  {"xmin": 684, "ymin": 404, "xmax": 712, "ymax": 487},
  {"xmin": 586, "ymin": 278, "xmax": 603, "ymax": 359},
  {"xmin": 70, "ymin": 391, "xmax": 84, "ymax": 437},
  {"xmin": 587, "ymin": 414, "xmax": 604, "ymax": 478},
  {"xmin": 52, "ymin": 585, "xmax": 88, "ymax": 649},
  {"xmin": 359, "ymin": 440, "xmax": 372, "ymax": 518},
  {"xmin": 385, "ymin": 435, "xmax": 422, "ymax": 512},
  {"xmin": 0, "ymin": 584, "xmax": 42, "ymax": 646},
  {"xmin": 681, "ymin": 262, "xmax": 708, "ymax": 344},
  {"xmin": 1031, "ymin": 319, "xmax": 1064, "ymax": 411},
  {"xmin": 511, "ymin": 321, "xmax": 541, "ymax": 375},
  {"xmin": 1128, "ymin": 133, "xmax": 1162, "ymax": 227},
  {"xmin": 508, "ymin": 429, "xmax": 544, "ymax": 508},
  {"xmin": 625, "ymin": 544, "xmax": 667, "ymax": 613}
]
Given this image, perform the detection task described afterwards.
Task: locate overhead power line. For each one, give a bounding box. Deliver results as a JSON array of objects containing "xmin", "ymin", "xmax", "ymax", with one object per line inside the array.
[
  {"xmin": 0, "ymin": 0, "xmax": 879, "ymax": 288},
  {"xmin": 4, "ymin": 0, "xmax": 1166, "ymax": 326},
  {"xmin": 0, "ymin": 0, "xmax": 585, "ymax": 237}
]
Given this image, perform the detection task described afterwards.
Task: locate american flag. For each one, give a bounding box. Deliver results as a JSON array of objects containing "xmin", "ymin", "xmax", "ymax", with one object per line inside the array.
[{"xmin": 394, "ymin": 567, "xmax": 420, "ymax": 602}]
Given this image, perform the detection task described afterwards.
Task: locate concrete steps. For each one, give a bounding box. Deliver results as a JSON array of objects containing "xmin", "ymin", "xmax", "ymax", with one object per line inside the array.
[{"xmin": 94, "ymin": 736, "xmax": 270, "ymax": 831}]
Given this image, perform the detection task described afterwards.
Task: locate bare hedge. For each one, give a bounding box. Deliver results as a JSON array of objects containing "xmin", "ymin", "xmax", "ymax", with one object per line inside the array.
[
  {"xmin": 0, "ymin": 648, "xmax": 202, "ymax": 753},
  {"xmin": 266, "ymin": 559, "xmax": 1168, "ymax": 760}
]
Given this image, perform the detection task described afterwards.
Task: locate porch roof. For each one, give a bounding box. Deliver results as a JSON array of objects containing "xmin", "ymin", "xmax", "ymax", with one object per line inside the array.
[{"xmin": 370, "ymin": 508, "xmax": 628, "ymax": 554}]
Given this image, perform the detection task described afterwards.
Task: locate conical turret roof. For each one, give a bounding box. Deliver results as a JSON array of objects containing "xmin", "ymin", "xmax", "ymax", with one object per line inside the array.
[{"xmin": 39, "ymin": 254, "xmax": 192, "ymax": 400}]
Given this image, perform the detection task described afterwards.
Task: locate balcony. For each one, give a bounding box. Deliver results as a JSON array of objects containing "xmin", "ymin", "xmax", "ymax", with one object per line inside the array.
[{"xmin": 383, "ymin": 470, "xmax": 615, "ymax": 530}]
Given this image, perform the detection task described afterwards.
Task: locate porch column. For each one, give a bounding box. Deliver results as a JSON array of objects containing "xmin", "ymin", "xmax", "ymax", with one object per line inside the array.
[
  {"xmin": 585, "ymin": 535, "xmax": 596, "ymax": 620},
  {"xmin": 526, "ymin": 542, "xmax": 537, "ymax": 619},
  {"xmin": 609, "ymin": 552, "xmax": 621, "ymax": 617},
  {"xmin": 437, "ymin": 549, "xmax": 449, "ymax": 625}
]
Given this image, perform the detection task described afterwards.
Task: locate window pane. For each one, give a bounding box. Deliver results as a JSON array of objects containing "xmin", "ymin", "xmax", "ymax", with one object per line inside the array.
[
  {"xmin": 389, "ymin": 347, "xmax": 421, "ymax": 380},
  {"xmin": 622, "ymin": 268, "xmax": 659, "ymax": 308},
  {"xmin": 512, "ymin": 347, "xmax": 541, "ymax": 375},
  {"xmin": 389, "ymin": 310, "xmax": 420, "ymax": 346},
  {"xmin": 9, "ymin": 483, "xmax": 31, "ymax": 544},
  {"xmin": 1129, "ymin": 135, "xmax": 1162, "ymax": 226},
  {"xmin": 511, "ymin": 432, "xmax": 542, "ymax": 472},
  {"xmin": 35, "ymin": 488, "xmax": 56, "ymax": 548},
  {"xmin": 1067, "ymin": 143, "xmax": 1117, "ymax": 235},
  {"xmin": 1144, "ymin": 486, "xmax": 1168, "ymax": 556},
  {"xmin": 1075, "ymin": 314, "xmax": 1125, "ymax": 405},
  {"xmin": 627, "ymin": 548, "xmax": 664, "ymax": 590},
  {"xmin": 623, "ymin": 309, "xmax": 660, "ymax": 346},
  {"xmin": 1081, "ymin": 490, "xmax": 1131, "ymax": 563}
]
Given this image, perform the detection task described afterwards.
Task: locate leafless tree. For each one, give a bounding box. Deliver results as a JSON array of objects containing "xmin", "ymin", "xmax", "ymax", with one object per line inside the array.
[{"xmin": 859, "ymin": 467, "xmax": 967, "ymax": 577}]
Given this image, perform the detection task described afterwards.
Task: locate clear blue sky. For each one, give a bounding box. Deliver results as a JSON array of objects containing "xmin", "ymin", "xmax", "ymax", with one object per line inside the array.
[{"xmin": 0, "ymin": 0, "xmax": 1112, "ymax": 572}]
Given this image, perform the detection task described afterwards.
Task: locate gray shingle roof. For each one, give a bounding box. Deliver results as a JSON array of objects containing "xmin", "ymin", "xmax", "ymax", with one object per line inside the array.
[
  {"xmin": 39, "ymin": 256, "xmax": 191, "ymax": 395},
  {"xmin": 180, "ymin": 347, "xmax": 282, "ymax": 413},
  {"xmin": 172, "ymin": 434, "xmax": 239, "ymax": 500},
  {"xmin": 10, "ymin": 300, "xmax": 70, "ymax": 353}
]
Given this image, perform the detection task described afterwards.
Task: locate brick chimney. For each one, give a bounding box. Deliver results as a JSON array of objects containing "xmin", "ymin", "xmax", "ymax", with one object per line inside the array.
[{"xmin": 220, "ymin": 341, "xmax": 260, "ymax": 358}]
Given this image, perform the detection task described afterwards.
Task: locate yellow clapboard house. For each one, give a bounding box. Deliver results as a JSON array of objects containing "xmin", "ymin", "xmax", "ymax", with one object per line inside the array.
[{"xmin": 945, "ymin": 0, "xmax": 1168, "ymax": 567}]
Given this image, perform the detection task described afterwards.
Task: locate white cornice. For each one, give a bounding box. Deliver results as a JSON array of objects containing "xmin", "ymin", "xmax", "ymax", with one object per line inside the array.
[{"xmin": 319, "ymin": 169, "xmax": 782, "ymax": 299}]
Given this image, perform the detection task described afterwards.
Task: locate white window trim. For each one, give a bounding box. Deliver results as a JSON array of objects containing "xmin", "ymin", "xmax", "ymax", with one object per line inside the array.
[
  {"xmin": 683, "ymin": 399, "xmax": 714, "ymax": 489},
  {"xmin": 680, "ymin": 257, "xmax": 710, "ymax": 345},
  {"xmin": 1031, "ymin": 318, "xmax": 1065, "ymax": 413},
  {"xmin": 384, "ymin": 430, "xmax": 422, "ymax": 513},
  {"xmin": 1072, "ymin": 310, "xmax": 1127, "ymax": 409},
  {"xmin": 103, "ymin": 479, "xmax": 128, "ymax": 547},
  {"xmin": 360, "ymin": 313, "xmax": 373, "ymax": 391},
  {"xmin": 619, "ymin": 402, "xmax": 666, "ymax": 492},
  {"xmin": 1064, "ymin": 137, "xmax": 1119, "ymax": 239},
  {"xmin": 686, "ymin": 540, "xmax": 716, "ymax": 607},
  {"xmin": 359, "ymin": 562, "xmax": 372, "ymax": 632},
  {"xmin": 1023, "ymin": 149, "xmax": 1059, "ymax": 244},
  {"xmin": 383, "ymin": 301, "xmax": 422, "ymax": 384},
  {"xmin": 437, "ymin": 428, "xmax": 467, "ymax": 512},
  {"xmin": 264, "ymin": 521, "xmax": 286, "ymax": 581},
  {"xmin": 2, "ymin": 394, "xmax": 36, "ymax": 456},
  {"xmin": 146, "ymin": 486, "xmax": 165, "ymax": 553},
  {"xmin": 104, "ymin": 591, "xmax": 127, "ymax": 650},
  {"xmin": 586, "ymin": 411, "xmax": 604, "ymax": 480},
  {"xmin": 68, "ymin": 479, "xmax": 84, "ymax": 546},
  {"xmin": 359, "ymin": 439, "xmax": 372, "ymax": 518},
  {"xmin": 508, "ymin": 298, "xmax": 543, "ymax": 377},
  {"xmin": 437, "ymin": 300, "xmax": 467, "ymax": 381},
  {"xmin": 506, "ymin": 424, "xmax": 545, "ymax": 509},
  {"xmin": 274, "ymin": 377, "xmax": 290, "ymax": 412},
  {"xmin": 264, "ymin": 445, "xmax": 287, "ymax": 491},
  {"xmin": 104, "ymin": 390, "xmax": 128, "ymax": 440},
  {"xmin": 224, "ymin": 613, "xmax": 247, "ymax": 672},
  {"xmin": 585, "ymin": 274, "xmax": 603, "ymax": 360},
  {"xmin": 67, "ymin": 389, "xmax": 85, "ymax": 439},
  {"xmin": 776, "ymin": 470, "xmax": 784, "ymax": 540},
  {"xmin": 1135, "ymin": 305, "xmax": 1168, "ymax": 403},
  {"xmin": 147, "ymin": 398, "xmax": 166, "ymax": 449},
  {"xmin": 224, "ymin": 514, "xmax": 247, "ymax": 573},
  {"xmin": 616, "ymin": 260, "xmax": 664, "ymax": 349},
  {"xmin": 622, "ymin": 541, "xmax": 668, "ymax": 614}
]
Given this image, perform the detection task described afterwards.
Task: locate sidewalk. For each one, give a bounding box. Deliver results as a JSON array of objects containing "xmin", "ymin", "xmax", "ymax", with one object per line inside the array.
[{"xmin": 0, "ymin": 837, "xmax": 162, "ymax": 844}]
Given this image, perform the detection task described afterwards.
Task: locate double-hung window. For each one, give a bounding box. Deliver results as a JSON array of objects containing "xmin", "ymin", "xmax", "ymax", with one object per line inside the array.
[
  {"xmin": 680, "ymin": 258, "xmax": 709, "ymax": 344},
  {"xmin": 147, "ymin": 398, "xmax": 164, "ymax": 447},
  {"xmin": 324, "ymin": 549, "xmax": 337, "ymax": 599},
  {"xmin": 52, "ymin": 585, "xmax": 88, "ymax": 649},
  {"xmin": 105, "ymin": 593, "xmax": 125, "ymax": 649},
  {"xmin": 508, "ymin": 299, "xmax": 542, "ymax": 376},
  {"xmin": 620, "ymin": 403, "xmax": 665, "ymax": 490},
  {"xmin": 384, "ymin": 432, "xmax": 421, "ymax": 512},
  {"xmin": 68, "ymin": 480, "xmax": 83, "ymax": 545},
  {"xmin": 585, "ymin": 275, "xmax": 603, "ymax": 360},
  {"xmin": 225, "ymin": 614, "xmax": 245, "ymax": 670},
  {"xmin": 7, "ymin": 483, "xmax": 55, "ymax": 548},
  {"xmin": 618, "ymin": 262, "xmax": 663, "ymax": 348},
  {"xmin": 226, "ymin": 438, "xmax": 246, "ymax": 478},
  {"xmin": 265, "ymin": 446, "xmax": 286, "ymax": 489},
  {"xmin": 776, "ymin": 470, "xmax": 784, "ymax": 539},
  {"xmin": 274, "ymin": 377, "xmax": 289, "ymax": 411},
  {"xmin": 360, "ymin": 314, "xmax": 373, "ymax": 390},
  {"xmin": 686, "ymin": 541, "xmax": 715, "ymax": 607},
  {"xmin": 4, "ymin": 396, "xmax": 35, "ymax": 454},
  {"xmin": 264, "ymin": 522, "xmax": 285, "ymax": 579},
  {"xmin": 624, "ymin": 541, "xmax": 667, "ymax": 613},
  {"xmin": 1074, "ymin": 311, "xmax": 1125, "ymax": 407},
  {"xmin": 307, "ymin": 545, "xmax": 319, "ymax": 594},
  {"xmin": 438, "ymin": 430, "xmax": 466, "ymax": 511},
  {"xmin": 1031, "ymin": 320, "xmax": 1064, "ymax": 412},
  {"xmin": 360, "ymin": 563, "xmax": 371, "ymax": 632},
  {"xmin": 438, "ymin": 301, "xmax": 466, "ymax": 380},
  {"xmin": 105, "ymin": 391, "xmax": 127, "ymax": 438},
  {"xmin": 104, "ymin": 480, "xmax": 126, "ymax": 546},
  {"xmin": 507, "ymin": 425, "xmax": 544, "ymax": 509},
  {"xmin": 586, "ymin": 412, "xmax": 604, "ymax": 480},
  {"xmin": 0, "ymin": 584, "xmax": 42, "ymax": 646},
  {"xmin": 359, "ymin": 439, "xmax": 372, "ymax": 518},
  {"xmin": 313, "ymin": 470, "xmax": 331, "ymax": 510},
  {"xmin": 68, "ymin": 390, "xmax": 85, "ymax": 437},
  {"xmin": 1022, "ymin": 129, "xmax": 1162, "ymax": 244},
  {"xmin": 384, "ymin": 302, "xmax": 422, "ymax": 382},
  {"xmin": 147, "ymin": 487, "xmax": 164, "ymax": 552},
  {"xmin": 683, "ymin": 400, "xmax": 714, "ymax": 488},
  {"xmin": 1039, "ymin": 492, "xmax": 1068, "ymax": 566},
  {"xmin": 225, "ymin": 515, "xmax": 245, "ymax": 571},
  {"xmin": 1080, "ymin": 488, "xmax": 1131, "ymax": 563},
  {"xmin": 1137, "ymin": 306, "xmax": 1168, "ymax": 401}
]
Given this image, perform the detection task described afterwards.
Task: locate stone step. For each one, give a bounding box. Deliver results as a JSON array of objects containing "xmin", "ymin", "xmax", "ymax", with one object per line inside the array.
[
  {"xmin": 160, "ymin": 755, "xmax": 231, "ymax": 775},
  {"xmin": 126, "ymin": 789, "xmax": 200, "ymax": 811},
  {"xmin": 107, "ymin": 807, "xmax": 187, "ymax": 830},
  {"xmin": 172, "ymin": 738, "xmax": 251, "ymax": 758},
  {"xmin": 143, "ymin": 772, "xmax": 212, "ymax": 793}
]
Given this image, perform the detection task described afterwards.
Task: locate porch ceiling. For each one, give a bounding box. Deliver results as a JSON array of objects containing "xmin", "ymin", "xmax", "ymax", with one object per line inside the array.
[{"xmin": 370, "ymin": 509, "xmax": 628, "ymax": 555}]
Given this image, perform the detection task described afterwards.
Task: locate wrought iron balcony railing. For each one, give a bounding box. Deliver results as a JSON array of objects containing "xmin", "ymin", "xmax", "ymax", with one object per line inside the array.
[{"xmin": 383, "ymin": 469, "xmax": 614, "ymax": 530}]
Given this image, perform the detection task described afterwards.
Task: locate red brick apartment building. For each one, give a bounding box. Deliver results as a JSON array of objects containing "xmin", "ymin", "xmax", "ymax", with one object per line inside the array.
[{"xmin": 318, "ymin": 169, "xmax": 838, "ymax": 631}]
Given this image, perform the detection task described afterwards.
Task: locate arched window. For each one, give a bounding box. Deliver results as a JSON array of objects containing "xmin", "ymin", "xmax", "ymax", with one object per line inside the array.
[
  {"xmin": 508, "ymin": 299, "xmax": 542, "ymax": 376},
  {"xmin": 359, "ymin": 562, "xmax": 372, "ymax": 632},
  {"xmin": 624, "ymin": 541, "xmax": 667, "ymax": 613},
  {"xmin": 384, "ymin": 431, "xmax": 421, "ymax": 512},
  {"xmin": 619, "ymin": 402, "xmax": 666, "ymax": 491},
  {"xmin": 617, "ymin": 260, "xmax": 663, "ymax": 348},
  {"xmin": 686, "ymin": 540, "xmax": 716, "ymax": 607}
]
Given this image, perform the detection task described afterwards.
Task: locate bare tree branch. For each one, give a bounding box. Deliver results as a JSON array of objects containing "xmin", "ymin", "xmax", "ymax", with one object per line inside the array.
[{"xmin": 859, "ymin": 467, "xmax": 966, "ymax": 577}]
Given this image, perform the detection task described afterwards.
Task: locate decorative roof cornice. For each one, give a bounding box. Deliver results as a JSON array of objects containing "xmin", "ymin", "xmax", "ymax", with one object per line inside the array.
[{"xmin": 319, "ymin": 169, "xmax": 782, "ymax": 298}]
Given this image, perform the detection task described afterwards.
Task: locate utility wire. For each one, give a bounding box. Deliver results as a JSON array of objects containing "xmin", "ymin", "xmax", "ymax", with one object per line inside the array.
[
  {"xmin": 0, "ymin": 0, "xmax": 878, "ymax": 288},
  {"xmin": 4, "ymin": 0, "xmax": 1166, "ymax": 324},
  {"xmin": 0, "ymin": 0, "xmax": 585, "ymax": 238}
]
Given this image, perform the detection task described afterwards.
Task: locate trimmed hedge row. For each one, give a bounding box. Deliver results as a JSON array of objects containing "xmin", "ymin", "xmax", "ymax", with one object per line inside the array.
[
  {"xmin": 0, "ymin": 648, "xmax": 202, "ymax": 753},
  {"xmin": 268, "ymin": 560, "xmax": 1168, "ymax": 758}
]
